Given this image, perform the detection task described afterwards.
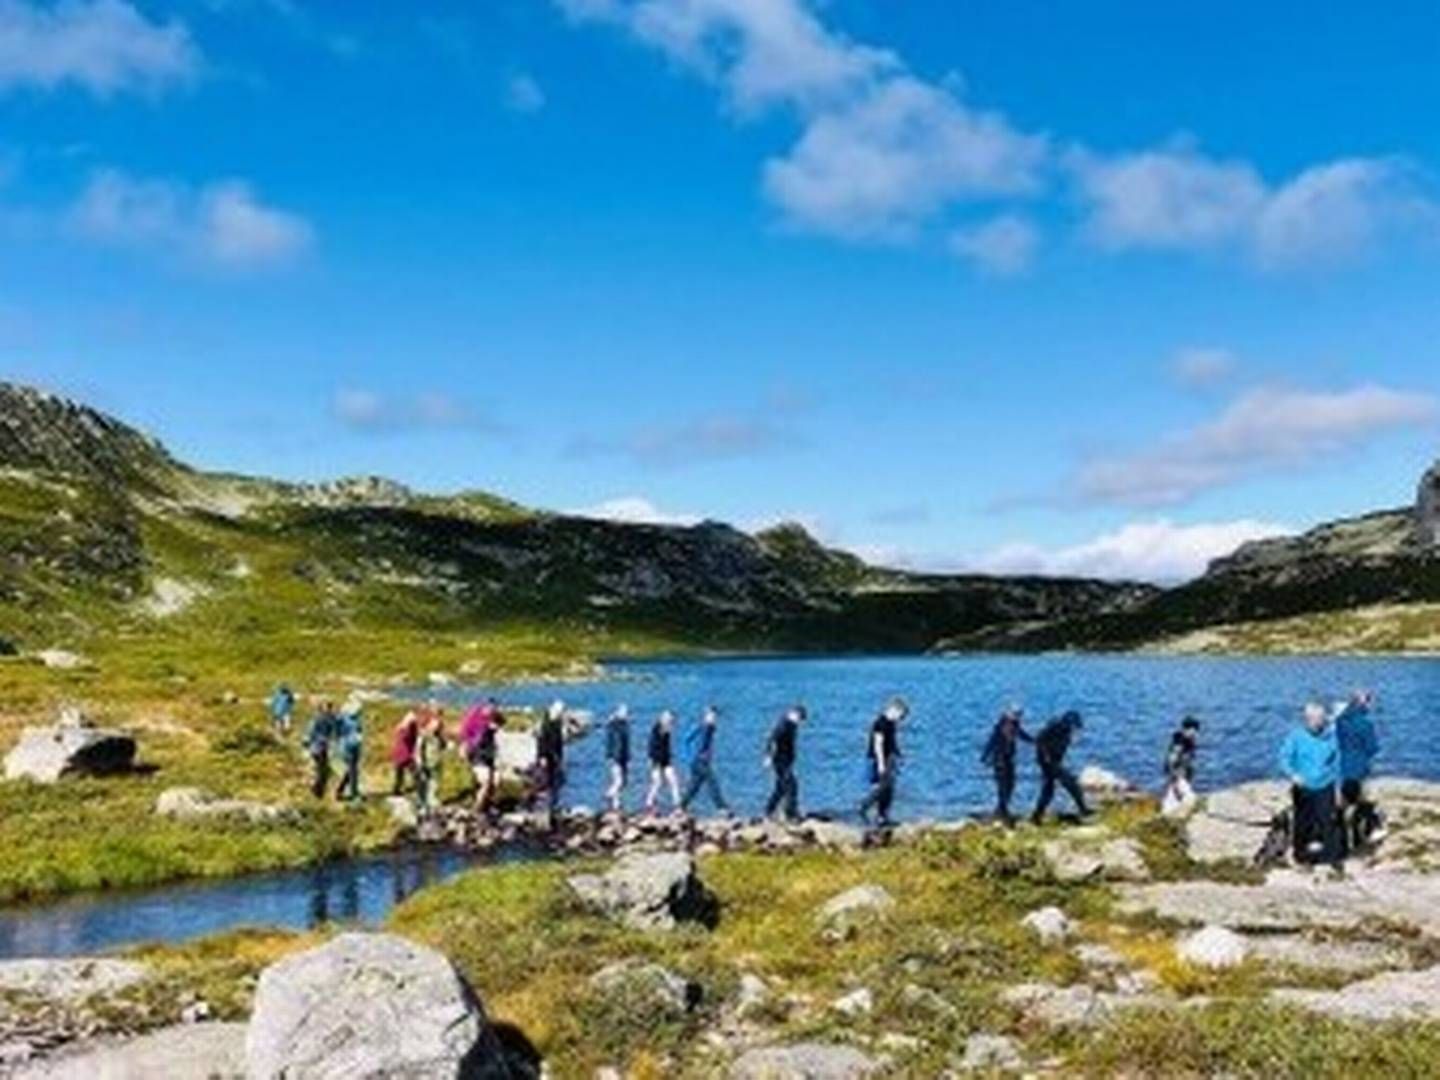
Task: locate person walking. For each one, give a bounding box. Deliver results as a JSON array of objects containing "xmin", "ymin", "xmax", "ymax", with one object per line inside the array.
[
  {"xmin": 764, "ymin": 706, "xmax": 806, "ymax": 822},
  {"xmin": 981, "ymin": 706, "xmax": 1032, "ymax": 825},
  {"xmin": 1335, "ymin": 690, "xmax": 1382, "ymax": 848},
  {"xmin": 468, "ymin": 700, "xmax": 504, "ymax": 814},
  {"xmin": 415, "ymin": 709, "xmax": 447, "ymax": 820},
  {"xmin": 269, "ymin": 684, "xmax": 296, "ymax": 736},
  {"xmin": 336, "ymin": 698, "xmax": 365, "ymax": 802},
  {"xmin": 305, "ymin": 700, "xmax": 338, "ymax": 798},
  {"xmin": 858, "ymin": 698, "xmax": 907, "ymax": 827},
  {"xmin": 645, "ymin": 710, "xmax": 682, "ymax": 815},
  {"xmin": 1161, "ymin": 716, "xmax": 1202, "ymax": 816},
  {"xmin": 1281, "ymin": 701, "xmax": 1346, "ymax": 870},
  {"xmin": 1031, "ymin": 711, "xmax": 1091, "ymax": 825},
  {"xmin": 535, "ymin": 700, "xmax": 567, "ymax": 828},
  {"xmin": 681, "ymin": 706, "xmax": 730, "ymax": 816},
  {"xmin": 604, "ymin": 705, "xmax": 632, "ymax": 815},
  {"xmin": 390, "ymin": 707, "xmax": 422, "ymax": 796}
]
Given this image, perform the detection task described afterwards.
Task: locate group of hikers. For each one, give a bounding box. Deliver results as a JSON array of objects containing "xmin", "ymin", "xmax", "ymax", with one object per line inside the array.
[{"xmin": 267, "ymin": 683, "xmax": 1386, "ymax": 866}]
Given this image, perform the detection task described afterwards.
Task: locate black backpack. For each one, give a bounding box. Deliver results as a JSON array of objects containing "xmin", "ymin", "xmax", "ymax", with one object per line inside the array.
[{"xmin": 1254, "ymin": 808, "xmax": 1292, "ymax": 868}]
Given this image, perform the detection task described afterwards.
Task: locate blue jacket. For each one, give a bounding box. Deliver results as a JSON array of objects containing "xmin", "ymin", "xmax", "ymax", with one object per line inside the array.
[
  {"xmin": 1335, "ymin": 704, "xmax": 1379, "ymax": 782},
  {"xmin": 683, "ymin": 722, "xmax": 716, "ymax": 768},
  {"xmin": 1279, "ymin": 724, "xmax": 1339, "ymax": 791},
  {"xmin": 336, "ymin": 711, "xmax": 364, "ymax": 756}
]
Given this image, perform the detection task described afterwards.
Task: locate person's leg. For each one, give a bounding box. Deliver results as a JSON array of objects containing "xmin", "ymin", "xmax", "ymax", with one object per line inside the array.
[
  {"xmin": 1292, "ymin": 785, "xmax": 1317, "ymax": 864},
  {"xmin": 783, "ymin": 768, "xmax": 799, "ymax": 821},
  {"xmin": 680, "ymin": 766, "xmax": 705, "ymax": 812},
  {"xmin": 1032, "ymin": 768, "xmax": 1057, "ymax": 824},
  {"xmin": 858, "ymin": 777, "xmax": 880, "ymax": 822},
  {"xmin": 665, "ymin": 766, "xmax": 682, "ymax": 811},
  {"xmin": 645, "ymin": 767, "xmax": 662, "ymax": 813},
  {"xmin": 996, "ymin": 765, "xmax": 1015, "ymax": 823},
  {"xmin": 877, "ymin": 775, "xmax": 895, "ymax": 825},
  {"xmin": 1058, "ymin": 767, "xmax": 1091, "ymax": 816},
  {"xmin": 311, "ymin": 753, "xmax": 326, "ymax": 798},
  {"xmin": 707, "ymin": 768, "xmax": 729, "ymax": 813},
  {"xmin": 765, "ymin": 769, "xmax": 784, "ymax": 818}
]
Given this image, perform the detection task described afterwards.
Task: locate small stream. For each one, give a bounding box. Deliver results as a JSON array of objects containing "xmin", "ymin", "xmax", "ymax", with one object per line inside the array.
[{"xmin": 0, "ymin": 847, "xmax": 512, "ymax": 959}]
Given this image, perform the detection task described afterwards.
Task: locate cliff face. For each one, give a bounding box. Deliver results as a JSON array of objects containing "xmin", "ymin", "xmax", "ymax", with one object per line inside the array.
[{"xmin": 0, "ymin": 382, "xmax": 1147, "ymax": 653}]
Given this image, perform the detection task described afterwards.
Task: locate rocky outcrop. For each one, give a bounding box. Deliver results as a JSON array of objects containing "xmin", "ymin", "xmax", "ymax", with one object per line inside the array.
[
  {"xmin": 0, "ymin": 383, "xmax": 176, "ymax": 483},
  {"xmin": 1273, "ymin": 964, "xmax": 1440, "ymax": 1022},
  {"xmin": 816, "ymin": 885, "xmax": 895, "ymax": 940},
  {"xmin": 567, "ymin": 852, "xmax": 719, "ymax": 931},
  {"xmin": 154, "ymin": 787, "xmax": 294, "ymax": 825},
  {"xmin": 730, "ymin": 1043, "xmax": 880, "ymax": 1079},
  {"xmin": 589, "ymin": 961, "xmax": 699, "ymax": 1019},
  {"xmin": 1417, "ymin": 461, "xmax": 1440, "ymax": 547},
  {"xmin": 4, "ymin": 713, "xmax": 136, "ymax": 784},
  {"xmin": 245, "ymin": 933, "xmax": 508, "ymax": 1079},
  {"xmin": 13, "ymin": 1023, "xmax": 247, "ymax": 1080},
  {"xmin": 0, "ymin": 959, "xmax": 149, "ymax": 1003}
]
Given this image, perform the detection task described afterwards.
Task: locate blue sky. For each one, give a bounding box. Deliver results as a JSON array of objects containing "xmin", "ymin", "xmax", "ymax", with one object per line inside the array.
[{"xmin": 2, "ymin": 0, "xmax": 1439, "ymax": 581}]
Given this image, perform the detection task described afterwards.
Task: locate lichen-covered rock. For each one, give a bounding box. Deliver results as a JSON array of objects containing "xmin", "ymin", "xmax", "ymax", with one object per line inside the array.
[
  {"xmin": 155, "ymin": 787, "xmax": 293, "ymax": 825},
  {"xmin": 815, "ymin": 885, "xmax": 894, "ymax": 940},
  {"xmin": 245, "ymin": 932, "xmax": 508, "ymax": 1079},
  {"xmin": 589, "ymin": 960, "xmax": 698, "ymax": 1019},
  {"xmin": 730, "ymin": 1043, "xmax": 880, "ymax": 1079},
  {"xmin": 0, "ymin": 959, "xmax": 149, "ymax": 1003},
  {"xmin": 4, "ymin": 721, "xmax": 136, "ymax": 784},
  {"xmin": 567, "ymin": 852, "xmax": 719, "ymax": 931}
]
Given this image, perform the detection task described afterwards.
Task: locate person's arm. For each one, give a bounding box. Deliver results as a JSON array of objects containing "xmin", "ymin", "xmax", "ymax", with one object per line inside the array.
[
  {"xmin": 872, "ymin": 729, "xmax": 887, "ymax": 776},
  {"xmin": 1279, "ymin": 731, "xmax": 1301, "ymax": 785}
]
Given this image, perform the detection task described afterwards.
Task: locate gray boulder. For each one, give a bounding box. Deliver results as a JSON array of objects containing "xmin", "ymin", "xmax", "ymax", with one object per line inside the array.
[
  {"xmin": 245, "ymin": 932, "xmax": 508, "ymax": 1079},
  {"xmin": 567, "ymin": 852, "xmax": 719, "ymax": 931},
  {"xmin": 1021, "ymin": 906, "xmax": 1073, "ymax": 945},
  {"xmin": 1176, "ymin": 925, "xmax": 1248, "ymax": 970},
  {"xmin": 730, "ymin": 1043, "xmax": 880, "ymax": 1079},
  {"xmin": 14, "ymin": 1023, "xmax": 247, "ymax": 1080},
  {"xmin": 155, "ymin": 787, "xmax": 293, "ymax": 825},
  {"xmin": 1274, "ymin": 964, "xmax": 1440, "ymax": 1022},
  {"xmin": 815, "ymin": 885, "xmax": 894, "ymax": 941},
  {"xmin": 957, "ymin": 1033, "xmax": 1022, "ymax": 1073},
  {"xmin": 4, "ymin": 716, "xmax": 136, "ymax": 784}
]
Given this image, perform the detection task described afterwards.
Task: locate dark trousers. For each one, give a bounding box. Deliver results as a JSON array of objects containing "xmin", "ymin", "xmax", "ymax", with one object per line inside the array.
[
  {"xmin": 766, "ymin": 764, "xmax": 799, "ymax": 820},
  {"xmin": 1340, "ymin": 779, "xmax": 1380, "ymax": 849},
  {"xmin": 859, "ymin": 771, "xmax": 896, "ymax": 824},
  {"xmin": 392, "ymin": 761, "xmax": 415, "ymax": 795},
  {"xmin": 682, "ymin": 760, "xmax": 728, "ymax": 813},
  {"xmin": 338, "ymin": 749, "xmax": 361, "ymax": 801},
  {"xmin": 993, "ymin": 762, "xmax": 1017, "ymax": 823},
  {"xmin": 1033, "ymin": 763, "xmax": 1088, "ymax": 822},
  {"xmin": 1292, "ymin": 784, "xmax": 1345, "ymax": 865},
  {"xmin": 310, "ymin": 749, "xmax": 330, "ymax": 798}
]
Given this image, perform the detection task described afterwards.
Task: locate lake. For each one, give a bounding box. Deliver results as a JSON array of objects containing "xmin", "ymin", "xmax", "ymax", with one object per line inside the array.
[{"xmin": 445, "ymin": 654, "xmax": 1440, "ymax": 821}]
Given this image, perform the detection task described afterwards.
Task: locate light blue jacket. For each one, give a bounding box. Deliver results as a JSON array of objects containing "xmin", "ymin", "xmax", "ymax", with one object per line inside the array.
[
  {"xmin": 1279, "ymin": 724, "xmax": 1339, "ymax": 791},
  {"xmin": 1335, "ymin": 704, "xmax": 1379, "ymax": 782}
]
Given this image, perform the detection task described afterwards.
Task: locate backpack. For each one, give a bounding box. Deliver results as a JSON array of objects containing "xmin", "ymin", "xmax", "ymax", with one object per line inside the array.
[{"xmin": 1254, "ymin": 808, "xmax": 1293, "ymax": 868}]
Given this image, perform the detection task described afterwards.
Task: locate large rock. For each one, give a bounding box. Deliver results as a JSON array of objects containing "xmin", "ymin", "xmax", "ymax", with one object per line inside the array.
[
  {"xmin": 1417, "ymin": 461, "xmax": 1440, "ymax": 547},
  {"xmin": 155, "ymin": 787, "xmax": 293, "ymax": 825},
  {"xmin": 957, "ymin": 1034, "xmax": 1023, "ymax": 1073},
  {"xmin": 815, "ymin": 885, "xmax": 894, "ymax": 941},
  {"xmin": 245, "ymin": 932, "xmax": 507, "ymax": 1079},
  {"xmin": 1246, "ymin": 934, "xmax": 1407, "ymax": 975},
  {"xmin": 1274, "ymin": 964, "xmax": 1440, "ymax": 1022},
  {"xmin": 1176, "ymin": 926, "xmax": 1248, "ymax": 970},
  {"xmin": 1021, "ymin": 906, "xmax": 1074, "ymax": 945},
  {"xmin": 1043, "ymin": 831, "xmax": 1149, "ymax": 883},
  {"xmin": 567, "ymin": 852, "xmax": 719, "ymax": 931},
  {"xmin": 4, "ymin": 718, "xmax": 136, "ymax": 784},
  {"xmin": 730, "ymin": 1043, "xmax": 880, "ymax": 1079},
  {"xmin": 14, "ymin": 1023, "xmax": 247, "ymax": 1080}
]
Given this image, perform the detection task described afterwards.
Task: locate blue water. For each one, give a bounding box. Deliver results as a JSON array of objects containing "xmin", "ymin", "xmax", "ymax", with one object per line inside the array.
[
  {"xmin": 444, "ymin": 654, "xmax": 1440, "ymax": 821},
  {"xmin": 0, "ymin": 849, "xmax": 487, "ymax": 959}
]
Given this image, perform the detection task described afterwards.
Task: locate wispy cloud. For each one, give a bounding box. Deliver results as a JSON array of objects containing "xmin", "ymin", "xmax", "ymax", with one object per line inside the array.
[
  {"xmin": 1069, "ymin": 142, "xmax": 1439, "ymax": 269},
  {"xmin": 970, "ymin": 518, "xmax": 1294, "ymax": 583},
  {"xmin": 569, "ymin": 495, "xmax": 701, "ymax": 526},
  {"xmin": 504, "ymin": 72, "xmax": 546, "ymax": 113},
  {"xmin": 1072, "ymin": 384, "xmax": 1437, "ymax": 508},
  {"xmin": 68, "ymin": 169, "xmax": 313, "ymax": 268},
  {"xmin": 558, "ymin": 0, "xmax": 1044, "ymax": 242},
  {"xmin": 332, "ymin": 388, "xmax": 505, "ymax": 436},
  {"xmin": 1170, "ymin": 346, "xmax": 1237, "ymax": 389},
  {"xmin": 0, "ymin": 0, "xmax": 198, "ymax": 97},
  {"xmin": 949, "ymin": 213, "xmax": 1039, "ymax": 276}
]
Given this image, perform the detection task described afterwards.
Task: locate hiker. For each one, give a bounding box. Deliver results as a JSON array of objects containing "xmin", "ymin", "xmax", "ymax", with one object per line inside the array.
[
  {"xmin": 390, "ymin": 707, "xmax": 423, "ymax": 795},
  {"xmin": 535, "ymin": 700, "xmax": 567, "ymax": 826},
  {"xmin": 858, "ymin": 697, "xmax": 907, "ymax": 827},
  {"xmin": 764, "ymin": 705, "xmax": 806, "ymax": 822},
  {"xmin": 1161, "ymin": 717, "xmax": 1202, "ymax": 817},
  {"xmin": 269, "ymin": 684, "xmax": 296, "ymax": 735},
  {"xmin": 981, "ymin": 706, "xmax": 1032, "ymax": 825},
  {"xmin": 681, "ymin": 706, "xmax": 730, "ymax": 816},
  {"xmin": 460, "ymin": 699, "xmax": 503, "ymax": 812},
  {"xmin": 1031, "ymin": 711, "xmax": 1091, "ymax": 824},
  {"xmin": 1336, "ymin": 690, "xmax": 1382, "ymax": 848},
  {"xmin": 336, "ymin": 699, "xmax": 365, "ymax": 802},
  {"xmin": 415, "ymin": 709, "xmax": 447, "ymax": 820},
  {"xmin": 645, "ymin": 710, "xmax": 682, "ymax": 815},
  {"xmin": 305, "ymin": 700, "xmax": 338, "ymax": 798},
  {"xmin": 1280, "ymin": 701, "xmax": 1346, "ymax": 868},
  {"xmin": 604, "ymin": 705, "xmax": 632, "ymax": 814}
]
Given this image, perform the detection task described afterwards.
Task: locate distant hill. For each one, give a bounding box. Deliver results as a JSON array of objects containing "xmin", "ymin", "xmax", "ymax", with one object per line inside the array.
[{"xmin": 0, "ymin": 382, "xmax": 1152, "ymax": 656}]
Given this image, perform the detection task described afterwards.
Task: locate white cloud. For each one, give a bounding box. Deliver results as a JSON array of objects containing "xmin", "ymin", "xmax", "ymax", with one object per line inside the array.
[
  {"xmin": 948, "ymin": 213, "xmax": 1039, "ymax": 276},
  {"xmin": 333, "ymin": 388, "xmax": 502, "ymax": 434},
  {"xmin": 570, "ymin": 495, "xmax": 701, "ymax": 526},
  {"xmin": 1171, "ymin": 346, "xmax": 1237, "ymax": 389},
  {"xmin": 971, "ymin": 518, "xmax": 1294, "ymax": 584},
  {"xmin": 558, "ymin": 0, "xmax": 1044, "ymax": 241},
  {"xmin": 0, "ymin": 0, "xmax": 198, "ymax": 96},
  {"xmin": 1071, "ymin": 143, "xmax": 1437, "ymax": 268},
  {"xmin": 505, "ymin": 72, "xmax": 546, "ymax": 113},
  {"xmin": 1074, "ymin": 384, "xmax": 1438, "ymax": 507},
  {"xmin": 68, "ymin": 170, "xmax": 313, "ymax": 267}
]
